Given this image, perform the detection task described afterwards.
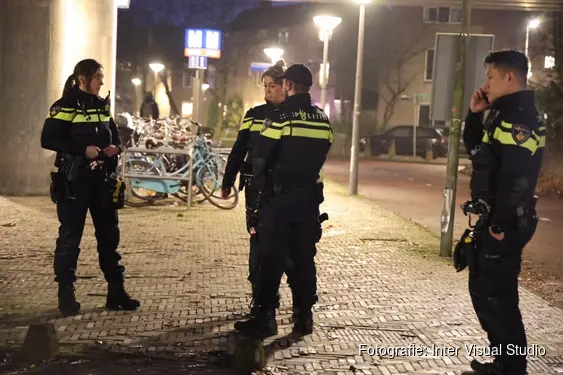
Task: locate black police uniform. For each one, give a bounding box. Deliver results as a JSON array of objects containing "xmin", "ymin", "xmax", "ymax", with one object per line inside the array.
[
  {"xmin": 41, "ymin": 86, "xmax": 140, "ymax": 316},
  {"xmin": 222, "ymin": 103, "xmax": 297, "ymax": 314},
  {"xmin": 462, "ymin": 90, "xmax": 545, "ymax": 375},
  {"xmin": 234, "ymin": 64, "xmax": 333, "ymax": 338}
]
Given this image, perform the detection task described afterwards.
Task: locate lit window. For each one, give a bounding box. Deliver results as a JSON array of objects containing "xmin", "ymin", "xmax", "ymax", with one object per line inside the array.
[
  {"xmin": 424, "ymin": 7, "xmax": 461, "ymax": 24},
  {"xmin": 181, "ymin": 102, "xmax": 193, "ymax": 118},
  {"xmin": 425, "ymin": 49, "xmax": 435, "ymax": 81}
]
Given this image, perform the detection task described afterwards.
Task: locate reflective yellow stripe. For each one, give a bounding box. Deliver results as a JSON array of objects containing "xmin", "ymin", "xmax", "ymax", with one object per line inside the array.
[
  {"xmin": 250, "ymin": 123, "xmax": 263, "ymax": 132},
  {"xmin": 52, "ymin": 111, "xmax": 75, "ymax": 122},
  {"xmin": 73, "ymin": 114, "xmax": 111, "ymax": 123},
  {"xmin": 481, "ymin": 131, "xmax": 490, "ymax": 143},
  {"xmin": 493, "ymin": 121, "xmax": 543, "ymax": 155},
  {"xmin": 261, "ymin": 123, "xmax": 283, "ymax": 140},
  {"xmin": 281, "ymin": 126, "xmax": 333, "ymax": 142},
  {"xmin": 538, "ymin": 136, "xmax": 546, "ymax": 148},
  {"xmin": 240, "ymin": 118, "xmax": 253, "ymax": 131}
]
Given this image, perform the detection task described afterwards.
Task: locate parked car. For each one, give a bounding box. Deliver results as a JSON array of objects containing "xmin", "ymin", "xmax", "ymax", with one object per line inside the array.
[
  {"xmin": 364, "ymin": 125, "xmax": 447, "ymax": 159},
  {"xmin": 434, "ymin": 125, "xmax": 469, "ymax": 156}
]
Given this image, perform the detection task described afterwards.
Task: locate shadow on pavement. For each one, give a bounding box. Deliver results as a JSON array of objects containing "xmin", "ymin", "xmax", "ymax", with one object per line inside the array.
[{"xmin": 0, "ymin": 309, "xmax": 303, "ymax": 375}]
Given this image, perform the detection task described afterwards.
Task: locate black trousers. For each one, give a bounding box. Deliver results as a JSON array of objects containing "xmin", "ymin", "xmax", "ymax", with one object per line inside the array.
[
  {"xmin": 54, "ymin": 169, "xmax": 124, "ymax": 284},
  {"xmin": 256, "ymin": 188, "xmax": 319, "ymax": 310},
  {"xmin": 244, "ymin": 181, "xmax": 297, "ymax": 303},
  {"xmin": 469, "ymin": 218, "xmax": 537, "ymax": 375}
]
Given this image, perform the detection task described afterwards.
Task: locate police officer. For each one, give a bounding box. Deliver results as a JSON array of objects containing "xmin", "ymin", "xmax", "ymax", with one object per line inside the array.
[
  {"xmin": 221, "ymin": 60, "xmax": 298, "ymax": 316},
  {"xmin": 41, "ymin": 59, "xmax": 140, "ymax": 316},
  {"xmin": 234, "ymin": 64, "xmax": 332, "ymax": 338},
  {"xmin": 460, "ymin": 50, "xmax": 545, "ymax": 375}
]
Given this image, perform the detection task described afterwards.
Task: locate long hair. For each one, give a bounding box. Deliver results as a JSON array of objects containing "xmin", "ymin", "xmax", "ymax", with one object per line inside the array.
[
  {"xmin": 261, "ymin": 59, "xmax": 286, "ymax": 84},
  {"xmin": 62, "ymin": 59, "xmax": 102, "ymax": 97}
]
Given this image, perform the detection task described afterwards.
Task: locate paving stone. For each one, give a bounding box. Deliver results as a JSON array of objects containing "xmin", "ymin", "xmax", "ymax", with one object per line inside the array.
[{"xmin": 0, "ymin": 181, "xmax": 562, "ymax": 374}]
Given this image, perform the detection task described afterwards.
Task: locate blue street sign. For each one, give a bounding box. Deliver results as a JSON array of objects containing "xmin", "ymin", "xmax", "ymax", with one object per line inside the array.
[
  {"xmin": 188, "ymin": 55, "xmax": 208, "ymax": 70},
  {"xmin": 250, "ymin": 62, "xmax": 271, "ymax": 72},
  {"xmin": 184, "ymin": 29, "xmax": 222, "ymax": 59}
]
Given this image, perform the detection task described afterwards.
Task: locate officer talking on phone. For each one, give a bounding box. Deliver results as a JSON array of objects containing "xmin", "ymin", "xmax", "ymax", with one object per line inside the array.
[{"xmin": 459, "ymin": 50, "xmax": 545, "ymax": 375}]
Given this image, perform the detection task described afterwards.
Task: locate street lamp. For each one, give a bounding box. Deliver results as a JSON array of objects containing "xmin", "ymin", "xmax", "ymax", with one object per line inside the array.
[
  {"xmin": 202, "ymin": 83, "xmax": 210, "ymax": 91},
  {"xmin": 313, "ymin": 15, "xmax": 342, "ymax": 112},
  {"xmin": 263, "ymin": 47, "xmax": 284, "ymax": 65},
  {"xmin": 131, "ymin": 78, "xmax": 141, "ymax": 116},
  {"xmin": 525, "ymin": 18, "xmax": 540, "ymax": 80},
  {"xmin": 149, "ymin": 62, "xmax": 165, "ymax": 95},
  {"xmin": 349, "ymin": 0, "xmax": 370, "ymax": 196}
]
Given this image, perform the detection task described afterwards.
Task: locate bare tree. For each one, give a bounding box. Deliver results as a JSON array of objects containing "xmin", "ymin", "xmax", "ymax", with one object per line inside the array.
[{"xmin": 367, "ymin": 8, "xmax": 434, "ymax": 129}]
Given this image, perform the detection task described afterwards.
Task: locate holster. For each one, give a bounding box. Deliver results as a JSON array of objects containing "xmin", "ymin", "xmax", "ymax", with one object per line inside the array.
[
  {"xmin": 107, "ymin": 176, "xmax": 126, "ymax": 210},
  {"xmin": 50, "ymin": 171, "xmax": 69, "ymax": 204},
  {"xmin": 238, "ymin": 162, "xmax": 253, "ymax": 191}
]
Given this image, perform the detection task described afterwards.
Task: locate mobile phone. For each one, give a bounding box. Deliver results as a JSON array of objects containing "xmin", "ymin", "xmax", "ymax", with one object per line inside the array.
[{"xmin": 482, "ymin": 92, "xmax": 489, "ymax": 104}]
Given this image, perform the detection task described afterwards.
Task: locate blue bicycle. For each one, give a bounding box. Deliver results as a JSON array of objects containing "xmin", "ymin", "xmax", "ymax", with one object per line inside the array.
[{"xmin": 122, "ymin": 124, "xmax": 238, "ymax": 210}]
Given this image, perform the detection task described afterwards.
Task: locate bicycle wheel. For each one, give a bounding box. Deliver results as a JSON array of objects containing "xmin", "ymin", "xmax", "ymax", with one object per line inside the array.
[
  {"xmin": 124, "ymin": 160, "xmax": 167, "ymax": 207},
  {"xmin": 197, "ymin": 167, "xmax": 239, "ymax": 210},
  {"xmin": 172, "ymin": 184, "xmax": 207, "ymax": 204}
]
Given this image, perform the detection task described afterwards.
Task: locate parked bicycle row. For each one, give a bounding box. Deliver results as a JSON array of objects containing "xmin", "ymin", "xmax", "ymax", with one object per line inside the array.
[{"xmin": 114, "ymin": 114, "xmax": 237, "ymax": 210}]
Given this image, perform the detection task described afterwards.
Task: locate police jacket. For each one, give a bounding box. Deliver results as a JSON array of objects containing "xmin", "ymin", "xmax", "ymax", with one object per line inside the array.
[
  {"xmin": 222, "ymin": 102, "xmax": 275, "ymax": 190},
  {"xmin": 463, "ymin": 90, "xmax": 545, "ymax": 232},
  {"xmin": 252, "ymin": 93, "xmax": 333, "ymax": 193},
  {"xmin": 40, "ymin": 87, "xmax": 122, "ymax": 172}
]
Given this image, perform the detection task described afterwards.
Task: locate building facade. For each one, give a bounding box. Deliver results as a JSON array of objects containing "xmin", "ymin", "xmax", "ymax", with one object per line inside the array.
[{"xmin": 374, "ymin": 5, "xmax": 553, "ymax": 130}]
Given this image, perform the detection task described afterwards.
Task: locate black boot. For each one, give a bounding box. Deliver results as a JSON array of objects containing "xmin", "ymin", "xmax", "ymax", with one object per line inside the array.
[
  {"xmin": 58, "ymin": 283, "xmax": 81, "ymax": 317},
  {"xmin": 293, "ymin": 308, "xmax": 313, "ymax": 335},
  {"xmin": 249, "ymin": 284, "xmax": 260, "ymax": 317},
  {"xmin": 106, "ymin": 283, "xmax": 140, "ymax": 310},
  {"xmin": 248, "ymin": 298, "xmax": 260, "ymax": 317},
  {"xmin": 461, "ymin": 359, "xmax": 503, "ymax": 375},
  {"xmin": 234, "ymin": 309, "xmax": 278, "ymax": 339}
]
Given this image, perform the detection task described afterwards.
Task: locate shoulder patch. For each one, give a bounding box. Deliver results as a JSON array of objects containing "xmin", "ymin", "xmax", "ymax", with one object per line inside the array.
[
  {"xmin": 512, "ymin": 124, "xmax": 531, "ymax": 144},
  {"xmin": 50, "ymin": 105, "xmax": 61, "ymax": 117},
  {"xmin": 262, "ymin": 118, "xmax": 272, "ymax": 133}
]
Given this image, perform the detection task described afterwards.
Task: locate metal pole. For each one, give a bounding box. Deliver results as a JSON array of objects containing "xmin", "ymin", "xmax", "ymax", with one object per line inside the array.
[
  {"xmin": 439, "ymin": 0, "xmax": 471, "ymax": 257},
  {"xmin": 348, "ymin": 3, "xmax": 366, "ymax": 196},
  {"xmin": 320, "ymin": 35, "xmax": 330, "ymax": 111},
  {"xmin": 193, "ymin": 70, "xmax": 201, "ymax": 123},
  {"xmin": 525, "ymin": 26, "xmax": 530, "ymax": 57}
]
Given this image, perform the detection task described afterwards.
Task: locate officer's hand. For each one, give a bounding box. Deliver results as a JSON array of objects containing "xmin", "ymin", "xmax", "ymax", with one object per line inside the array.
[
  {"xmin": 221, "ymin": 187, "xmax": 231, "ymax": 199},
  {"xmin": 470, "ymin": 89, "xmax": 489, "ymax": 113},
  {"xmin": 85, "ymin": 146, "xmax": 100, "ymax": 160},
  {"xmin": 488, "ymin": 226, "xmax": 505, "ymax": 241},
  {"xmin": 103, "ymin": 145, "xmax": 119, "ymax": 158}
]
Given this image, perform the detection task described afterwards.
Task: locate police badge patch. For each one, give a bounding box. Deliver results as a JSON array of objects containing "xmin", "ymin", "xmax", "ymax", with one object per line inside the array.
[
  {"xmin": 512, "ymin": 124, "xmax": 531, "ymax": 145},
  {"xmin": 262, "ymin": 118, "xmax": 272, "ymax": 133},
  {"xmin": 50, "ymin": 105, "xmax": 61, "ymax": 117}
]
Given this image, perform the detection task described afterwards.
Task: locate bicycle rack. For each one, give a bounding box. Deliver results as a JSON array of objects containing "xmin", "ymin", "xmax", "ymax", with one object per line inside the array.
[{"xmin": 120, "ymin": 146, "xmax": 195, "ymax": 210}]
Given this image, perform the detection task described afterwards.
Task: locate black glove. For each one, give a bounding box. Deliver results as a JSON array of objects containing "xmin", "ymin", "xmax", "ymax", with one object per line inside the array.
[
  {"xmin": 316, "ymin": 213, "xmax": 329, "ymax": 242},
  {"xmin": 454, "ymin": 229, "xmax": 472, "ymax": 272}
]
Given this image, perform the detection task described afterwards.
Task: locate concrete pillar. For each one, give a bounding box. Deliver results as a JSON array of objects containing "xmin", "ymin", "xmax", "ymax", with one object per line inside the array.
[{"xmin": 0, "ymin": 0, "xmax": 117, "ymax": 195}]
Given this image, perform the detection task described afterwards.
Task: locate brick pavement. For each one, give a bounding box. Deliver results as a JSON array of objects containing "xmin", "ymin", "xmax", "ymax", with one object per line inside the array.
[{"xmin": 1, "ymin": 181, "xmax": 562, "ymax": 375}]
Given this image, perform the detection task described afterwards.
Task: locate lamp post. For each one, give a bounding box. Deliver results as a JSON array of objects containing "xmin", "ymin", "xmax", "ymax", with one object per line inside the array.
[
  {"xmin": 148, "ymin": 62, "xmax": 165, "ymax": 96},
  {"xmin": 263, "ymin": 47, "xmax": 284, "ymax": 65},
  {"xmin": 349, "ymin": 0, "xmax": 370, "ymax": 196},
  {"xmin": 525, "ymin": 18, "xmax": 540, "ymax": 80},
  {"xmin": 313, "ymin": 15, "xmax": 342, "ymax": 112},
  {"xmin": 131, "ymin": 78, "xmax": 141, "ymax": 116}
]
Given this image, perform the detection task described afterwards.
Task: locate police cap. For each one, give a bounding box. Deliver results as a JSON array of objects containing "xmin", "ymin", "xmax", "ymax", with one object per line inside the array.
[{"xmin": 280, "ymin": 64, "xmax": 313, "ymax": 86}]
